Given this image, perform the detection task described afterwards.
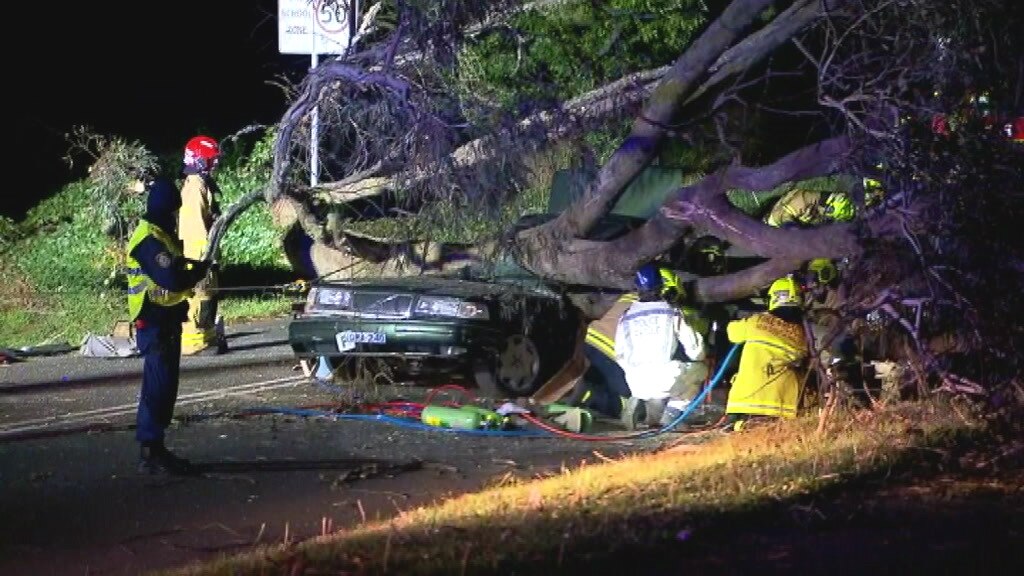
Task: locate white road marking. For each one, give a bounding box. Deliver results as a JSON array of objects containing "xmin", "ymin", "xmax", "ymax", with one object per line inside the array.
[{"xmin": 0, "ymin": 375, "xmax": 307, "ymax": 437}]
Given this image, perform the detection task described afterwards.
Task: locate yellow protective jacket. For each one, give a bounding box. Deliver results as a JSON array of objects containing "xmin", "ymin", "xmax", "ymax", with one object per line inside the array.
[
  {"xmin": 725, "ymin": 312, "xmax": 807, "ymax": 418},
  {"xmin": 125, "ymin": 222, "xmax": 192, "ymax": 321},
  {"xmin": 178, "ymin": 173, "xmax": 219, "ymax": 260},
  {"xmin": 764, "ymin": 189, "xmax": 827, "ymax": 228}
]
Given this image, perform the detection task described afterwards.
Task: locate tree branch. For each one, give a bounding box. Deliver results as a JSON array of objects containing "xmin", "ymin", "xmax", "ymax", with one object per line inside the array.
[{"xmin": 551, "ymin": 0, "xmax": 778, "ymax": 239}]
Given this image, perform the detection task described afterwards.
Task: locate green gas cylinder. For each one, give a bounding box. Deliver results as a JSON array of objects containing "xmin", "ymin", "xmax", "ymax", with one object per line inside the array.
[
  {"xmin": 458, "ymin": 405, "xmax": 504, "ymax": 428},
  {"xmin": 421, "ymin": 405, "xmax": 483, "ymax": 430}
]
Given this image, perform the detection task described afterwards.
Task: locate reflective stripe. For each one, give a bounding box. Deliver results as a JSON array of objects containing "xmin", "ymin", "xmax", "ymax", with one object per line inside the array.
[
  {"xmin": 746, "ymin": 338, "xmax": 803, "ymax": 362},
  {"xmin": 620, "ymin": 308, "xmax": 679, "ymax": 324},
  {"xmin": 125, "ymin": 221, "xmax": 190, "ymax": 320},
  {"xmin": 585, "ymin": 327, "xmax": 617, "ymax": 360},
  {"xmin": 727, "ymin": 401, "xmax": 797, "ymax": 417}
]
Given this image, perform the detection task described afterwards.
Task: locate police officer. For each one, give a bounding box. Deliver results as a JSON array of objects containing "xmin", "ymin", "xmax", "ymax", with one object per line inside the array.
[
  {"xmin": 179, "ymin": 135, "xmax": 226, "ymax": 355},
  {"xmin": 126, "ymin": 179, "xmax": 210, "ymax": 474},
  {"xmin": 615, "ymin": 263, "xmax": 709, "ymax": 427}
]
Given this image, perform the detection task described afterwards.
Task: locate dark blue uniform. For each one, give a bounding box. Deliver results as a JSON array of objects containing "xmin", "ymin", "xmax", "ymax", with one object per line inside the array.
[{"xmin": 130, "ymin": 179, "xmax": 207, "ymax": 470}]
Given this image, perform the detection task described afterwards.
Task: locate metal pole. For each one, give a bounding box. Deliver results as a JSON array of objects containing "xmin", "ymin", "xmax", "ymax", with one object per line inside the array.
[{"xmin": 310, "ymin": 6, "xmax": 319, "ymax": 187}]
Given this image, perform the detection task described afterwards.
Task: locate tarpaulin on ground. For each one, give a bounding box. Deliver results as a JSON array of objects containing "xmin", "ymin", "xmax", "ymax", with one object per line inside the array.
[{"xmin": 79, "ymin": 333, "xmax": 139, "ymax": 358}]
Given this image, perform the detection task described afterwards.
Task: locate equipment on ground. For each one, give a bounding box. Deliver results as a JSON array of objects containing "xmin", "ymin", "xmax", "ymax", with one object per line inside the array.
[{"xmin": 420, "ymin": 405, "xmax": 503, "ymax": 430}]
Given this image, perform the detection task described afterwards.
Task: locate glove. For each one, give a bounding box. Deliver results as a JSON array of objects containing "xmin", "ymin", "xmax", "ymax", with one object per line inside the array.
[
  {"xmin": 186, "ymin": 259, "xmax": 212, "ymax": 284},
  {"xmin": 286, "ymin": 279, "xmax": 310, "ymax": 293}
]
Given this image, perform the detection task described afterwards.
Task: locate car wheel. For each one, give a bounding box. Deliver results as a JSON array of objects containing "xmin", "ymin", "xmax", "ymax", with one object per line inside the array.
[{"xmin": 473, "ymin": 334, "xmax": 542, "ymax": 397}]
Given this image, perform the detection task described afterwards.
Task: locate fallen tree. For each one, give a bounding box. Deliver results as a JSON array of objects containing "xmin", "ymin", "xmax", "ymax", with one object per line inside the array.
[{"xmin": 208, "ymin": 0, "xmax": 1024, "ymax": 402}]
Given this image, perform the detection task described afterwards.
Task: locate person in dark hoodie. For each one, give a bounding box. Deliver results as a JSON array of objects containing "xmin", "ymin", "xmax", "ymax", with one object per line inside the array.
[{"xmin": 125, "ymin": 178, "xmax": 210, "ymax": 474}]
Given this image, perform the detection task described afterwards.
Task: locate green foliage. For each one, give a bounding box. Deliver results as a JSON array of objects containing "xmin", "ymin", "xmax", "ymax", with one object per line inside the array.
[
  {"xmin": 13, "ymin": 182, "xmax": 119, "ymax": 294},
  {"xmin": 213, "ymin": 130, "xmax": 289, "ymax": 270},
  {"xmin": 456, "ymin": 0, "xmax": 707, "ymax": 113},
  {"xmin": 0, "ymin": 215, "xmax": 19, "ymax": 252},
  {"xmin": 348, "ymin": 183, "xmax": 550, "ymax": 243},
  {"xmin": 66, "ymin": 127, "xmax": 159, "ymax": 240}
]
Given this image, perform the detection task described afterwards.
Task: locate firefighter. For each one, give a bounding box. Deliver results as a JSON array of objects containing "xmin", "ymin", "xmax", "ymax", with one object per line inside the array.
[
  {"xmin": 179, "ymin": 135, "xmax": 226, "ymax": 355},
  {"xmin": 614, "ymin": 263, "xmax": 709, "ymax": 427},
  {"xmin": 723, "ymin": 276, "xmax": 808, "ymax": 430},
  {"xmin": 126, "ymin": 178, "xmax": 210, "ymax": 474},
  {"xmin": 764, "ymin": 188, "xmax": 856, "ymax": 228}
]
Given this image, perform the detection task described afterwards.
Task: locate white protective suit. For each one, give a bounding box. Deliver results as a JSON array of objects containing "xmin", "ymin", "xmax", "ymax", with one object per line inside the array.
[{"xmin": 614, "ymin": 300, "xmax": 707, "ymax": 401}]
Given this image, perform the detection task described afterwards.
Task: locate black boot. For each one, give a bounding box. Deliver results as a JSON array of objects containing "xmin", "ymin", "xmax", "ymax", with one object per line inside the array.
[{"xmin": 139, "ymin": 442, "xmax": 193, "ymax": 475}]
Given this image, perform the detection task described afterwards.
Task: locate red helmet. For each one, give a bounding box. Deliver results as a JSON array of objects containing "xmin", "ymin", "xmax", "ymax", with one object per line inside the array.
[{"xmin": 183, "ymin": 135, "xmax": 220, "ymax": 171}]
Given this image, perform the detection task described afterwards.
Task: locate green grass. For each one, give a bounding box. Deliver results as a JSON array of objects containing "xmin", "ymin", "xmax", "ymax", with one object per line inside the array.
[
  {"xmin": 0, "ymin": 290, "xmax": 122, "ymax": 348},
  {"xmin": 219, "ymin": 294, "xmax": 295, "ymax": 322},
  {"xmin": 165, "ymin": 400, "xmax": 997, "ymax": 576},
  {"xmin": 0, "ymin": 265, "xmax": 295, "ymax": 347}
]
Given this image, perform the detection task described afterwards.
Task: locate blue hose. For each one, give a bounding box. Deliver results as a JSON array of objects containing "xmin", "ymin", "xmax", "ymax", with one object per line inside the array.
[
  {"xmin": 239, "ymin": 343, "xmax": 740, "ymax": 440},
  {"xmin": 623, "ymin": 342, "xmax": 740, "ymax": 439}
]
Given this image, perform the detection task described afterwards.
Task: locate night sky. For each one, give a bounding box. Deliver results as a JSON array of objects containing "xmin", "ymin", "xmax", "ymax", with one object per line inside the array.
[{"xmin": 9, "ymin": 0, "xmax": 307, "ymax": 219}]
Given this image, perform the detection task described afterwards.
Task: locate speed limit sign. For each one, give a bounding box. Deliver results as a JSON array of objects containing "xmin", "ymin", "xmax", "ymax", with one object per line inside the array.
[{"xmin": 278, "ymin": 0, "xmax": 356, "ymax": 55}]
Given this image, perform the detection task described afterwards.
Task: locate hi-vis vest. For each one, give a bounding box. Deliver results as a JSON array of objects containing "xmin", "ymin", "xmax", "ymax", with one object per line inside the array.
[
  {"xmin": 585, "ymin": 294, "xmax": 637, "ymax": 359},
  {"xmin": 725, "ymin": 312, "xmax": 807, "ymax": 418},
  {"xmin": 125, "ymin": 221, "xmax": 192, "ymax": 320}
]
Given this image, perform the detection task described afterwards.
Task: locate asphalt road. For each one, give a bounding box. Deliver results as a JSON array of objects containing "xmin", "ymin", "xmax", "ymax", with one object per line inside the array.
[{"xmin": 0, "ymin": 318, "xmax": 655, "ymax": 576}]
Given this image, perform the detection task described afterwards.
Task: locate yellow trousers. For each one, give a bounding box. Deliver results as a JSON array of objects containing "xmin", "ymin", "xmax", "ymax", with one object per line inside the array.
[{"xmin": 182, "ymin": 271, "xmax": 219, "ymax": 354}]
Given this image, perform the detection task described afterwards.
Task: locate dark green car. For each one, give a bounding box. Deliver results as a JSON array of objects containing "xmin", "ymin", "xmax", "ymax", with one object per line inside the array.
[
  {"xmin": 288, "ymin": 272, "xmax": 584, "ymax": 396},
  {"xmin": 289, "ymin": 167, "xmax": 722, "ymax": 396}
]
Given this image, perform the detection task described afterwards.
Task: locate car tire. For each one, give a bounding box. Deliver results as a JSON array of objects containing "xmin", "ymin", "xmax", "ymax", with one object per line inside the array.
[
  {"xmin": 473, "ymin": 315, "xmax": 579, "ymax": 398},
  {"xmin": 473, "ymin": 334, "xmax": 543, "ymax": 397}
]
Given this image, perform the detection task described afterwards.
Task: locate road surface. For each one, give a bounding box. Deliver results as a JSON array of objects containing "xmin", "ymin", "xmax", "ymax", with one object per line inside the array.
[{"xmin": 0, "ymin": 318, "xmax": 652, "ymax": 575}]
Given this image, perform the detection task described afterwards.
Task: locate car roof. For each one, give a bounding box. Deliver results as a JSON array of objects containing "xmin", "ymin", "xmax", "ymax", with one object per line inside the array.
[{"xmin": 317, "ymin": 272, "xmax": 560, "ymax": 299}]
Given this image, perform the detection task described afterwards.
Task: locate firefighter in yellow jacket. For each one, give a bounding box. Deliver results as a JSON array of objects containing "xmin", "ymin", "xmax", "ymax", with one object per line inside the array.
[
  {"xmin": 724, "ymin": 276, "xmax": 808, "ymax": 429},
  {"xmin": 179, "ymin": 135, "xmax": 225, "ymax": 355}
]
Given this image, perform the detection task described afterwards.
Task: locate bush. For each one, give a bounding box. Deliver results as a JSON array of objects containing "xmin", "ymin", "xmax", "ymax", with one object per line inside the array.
[
  {"xmin": 215, "ymin": 130, "xmax": 289, "ymax": 271},
  {"xmin": 456, "ymin": 0, "xmax": 707, "ymax": 113}
]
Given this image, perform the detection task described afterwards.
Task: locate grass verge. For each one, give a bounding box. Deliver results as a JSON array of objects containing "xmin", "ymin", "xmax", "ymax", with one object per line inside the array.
[
  {"xmin": 165, "ymin": 399, "xmax": 1021, "ymax": 576},
  {"xmin": 0, "ymin": 264, "xmax": 295, "ymax": 347}
]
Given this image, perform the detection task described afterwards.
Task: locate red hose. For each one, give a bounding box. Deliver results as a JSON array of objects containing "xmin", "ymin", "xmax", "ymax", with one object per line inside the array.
[
  {"xmin": 424, "ymin": 384, "xmax": 475, "ymax": 406},
  {"xmin": 519, "ymin": 413, "xmax": 726, "ymax": 442}
]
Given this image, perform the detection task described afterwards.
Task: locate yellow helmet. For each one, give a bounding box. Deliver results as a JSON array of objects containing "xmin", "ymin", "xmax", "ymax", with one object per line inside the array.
[
  {"xmin": 807, "ymin": 258, "xmax": 837, "ymax": 285},
  {"xmin": 768, "ymin": 276, "xmax": 800, "ymax": 311},
  {"xmin": 824, "ymin": 192, "xmax": 855, "ymax": 222},
  {"xmin": 658, "ymin": 267, "xmax": 685, "ymax": 303}
]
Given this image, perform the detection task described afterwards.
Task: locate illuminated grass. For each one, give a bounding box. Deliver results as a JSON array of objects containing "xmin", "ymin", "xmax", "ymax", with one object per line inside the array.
[{"xmin": 166, "ymin": 401, "xmax": 990, "ymax": 576}]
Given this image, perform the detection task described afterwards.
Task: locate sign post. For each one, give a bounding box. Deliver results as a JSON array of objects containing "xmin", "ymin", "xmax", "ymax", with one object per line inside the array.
[{"xmin": 277, "ymin": 0, "xmax": 360, "ymax": 186}]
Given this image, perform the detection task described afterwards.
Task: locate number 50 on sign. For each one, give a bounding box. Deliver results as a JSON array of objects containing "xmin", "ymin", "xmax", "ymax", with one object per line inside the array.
[{"xmin": 278, "ymin": 0, "xmax": 355, "ymax": 55}]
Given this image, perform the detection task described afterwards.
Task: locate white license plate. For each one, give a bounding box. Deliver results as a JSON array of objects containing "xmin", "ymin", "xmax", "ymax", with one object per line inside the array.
[{"xmin": 336, "ymin": 330, "xmax": 386, "ymax": 351}]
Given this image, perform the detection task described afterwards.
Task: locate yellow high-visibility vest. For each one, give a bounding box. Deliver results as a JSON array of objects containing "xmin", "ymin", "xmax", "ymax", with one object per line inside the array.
[{"xmin": 125, "ymin": 221, "xmax": 192, "ymax": 321}]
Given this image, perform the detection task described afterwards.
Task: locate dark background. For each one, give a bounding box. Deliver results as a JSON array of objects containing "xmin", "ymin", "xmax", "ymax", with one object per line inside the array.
[{"xmin": 7, "ymin": 0, "xmax": 306, "ymax": 220}]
